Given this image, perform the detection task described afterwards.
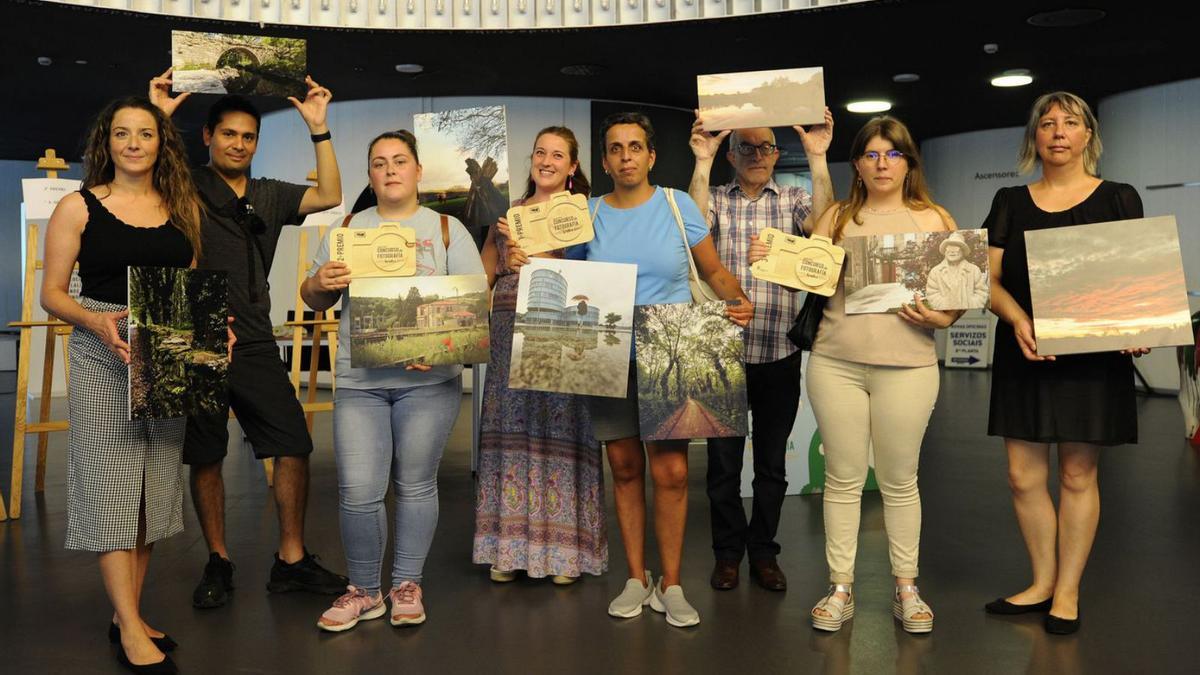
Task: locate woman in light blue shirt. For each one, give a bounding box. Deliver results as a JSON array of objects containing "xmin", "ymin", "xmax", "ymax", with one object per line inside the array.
[
  {"xmin": 512, "ymin": 112, "xmax": 752, "ymax": 628},
  {"xmin": 302, "ymin": 130, "xmax": 484, "ymax": 633}
]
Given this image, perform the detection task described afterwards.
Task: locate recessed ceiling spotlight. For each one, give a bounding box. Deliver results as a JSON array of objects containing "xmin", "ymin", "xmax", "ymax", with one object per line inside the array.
[
  {"xmin": 991, "ymin": 69, "xmax": 1033, "ymax": 88},
  {"xmin": 983, "ymin": 43, "xmax": 999, "ymax": 54},
  {"xmin": 395, "ymin": 63, "xmax": 424, "ymax": 74},
  {"xmin": 1027, "ymin": 8, "xmax": 1105, "ymax": 27},
  {"xmin": 846, "ymin": 100, "xmax": 892, "ymax": 114},
  {"xmin": 892, "ymin": 73, "xmax": 920, "ymax": 83},
  {"xmin": 75, "ymin": 59, "xmax": 88, "ymax": 65},
  {"xmin": 37, "ymin": 56, "xmax": 52, "ymax": 66}
]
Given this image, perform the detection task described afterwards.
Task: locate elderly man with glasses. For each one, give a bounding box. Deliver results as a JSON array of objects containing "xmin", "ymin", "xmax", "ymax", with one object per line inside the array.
[{"xmin": 688, "ymin": 110, "xmax": 834, "ymax": 592}]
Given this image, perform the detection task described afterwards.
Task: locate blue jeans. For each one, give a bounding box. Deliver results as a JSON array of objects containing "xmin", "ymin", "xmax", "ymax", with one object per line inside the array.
[{"xmin": 333, "ymin": 377, "xmax": 462, "ymax": 592}]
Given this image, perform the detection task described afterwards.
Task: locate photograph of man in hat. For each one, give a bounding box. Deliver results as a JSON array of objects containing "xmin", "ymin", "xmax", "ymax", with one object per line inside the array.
[{"xmin": 925, "ymin": 231, "xmax": 989, "ymax": 310}]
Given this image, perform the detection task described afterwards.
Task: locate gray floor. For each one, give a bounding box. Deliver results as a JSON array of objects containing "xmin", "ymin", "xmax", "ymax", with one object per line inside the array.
[{"xmin": 1, "ymin": 369, "xmax": 1197, "ymax": 675}]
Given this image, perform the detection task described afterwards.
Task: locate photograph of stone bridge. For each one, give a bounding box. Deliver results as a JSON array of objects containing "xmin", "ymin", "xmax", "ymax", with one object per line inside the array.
[{"xmin": 171, "ymin": 30, "xmax": 306, "ymax": 98}]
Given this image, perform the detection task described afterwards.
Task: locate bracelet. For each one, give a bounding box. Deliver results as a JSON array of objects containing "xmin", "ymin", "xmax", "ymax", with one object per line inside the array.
[{"xmin": 311, "ymin": 130, "xmax": 332, "ymax": 143}]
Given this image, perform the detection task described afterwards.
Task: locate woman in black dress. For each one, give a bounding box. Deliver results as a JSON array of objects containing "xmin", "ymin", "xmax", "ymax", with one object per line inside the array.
[{"xmin": 983, "ymin": 91, "xmax": 1146, "ymax": 634}]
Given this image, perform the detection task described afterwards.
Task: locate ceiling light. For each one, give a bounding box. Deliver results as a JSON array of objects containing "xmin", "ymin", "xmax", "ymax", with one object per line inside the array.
[
  {"xmin": 75, "ymin": 59, "xmax": 88, "ymax": 65},
  {"xmin": 991, "ymin": 69, "xmax": 1033, "ymax": 87},
  {"xmin": 892, "ymin": 73, "xmax": 920, "ymax": 83},
  {"xmin": 394, "ymin": 63, "xmax": 424, "ymax": 74},
  {"xmin": 846, "ymin": 100, "xmax": 892, "ymax": 114},
  {"xmin": 37, "ymin": 56, "xmax": 52, "ymax": 66},
  {"xmin": 1027, "ymin": 8, "xmax": 1105, "ymax": 27}
]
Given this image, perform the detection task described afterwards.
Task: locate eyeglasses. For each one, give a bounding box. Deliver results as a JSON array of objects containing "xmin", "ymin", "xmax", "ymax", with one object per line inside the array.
[
  {"xmin": 734, "ymin": 142, "xmax": 779, "ymax": 157},
  {"xmin": 859, "ymin": 150, "xmax": 906, "ymax": 163}
]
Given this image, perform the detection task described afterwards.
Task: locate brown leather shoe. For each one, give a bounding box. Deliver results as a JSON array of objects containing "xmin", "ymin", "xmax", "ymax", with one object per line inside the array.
[
  {"xmin": 750, "ymin": 559, "xmax": 787, "ymax": 591},
  {"xmin": 710, "ymin": 560, "xmax": 739, "ymax": 590}
]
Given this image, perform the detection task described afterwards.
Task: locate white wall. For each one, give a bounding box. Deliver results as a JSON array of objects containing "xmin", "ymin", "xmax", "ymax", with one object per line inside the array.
[
  {"xmin": 1100, "ymin": 78, "xmax": 1200, "ymax": 391},
  {"xmin": 252, "ymin": 96, "xmax": 592, "ymax": 331}
]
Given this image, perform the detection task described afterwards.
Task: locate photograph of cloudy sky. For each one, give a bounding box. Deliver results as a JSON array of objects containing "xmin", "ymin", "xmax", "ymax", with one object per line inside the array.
[{"xmin": 1025, "ymin": 215, "xmax": 1192, "ymax": 356}]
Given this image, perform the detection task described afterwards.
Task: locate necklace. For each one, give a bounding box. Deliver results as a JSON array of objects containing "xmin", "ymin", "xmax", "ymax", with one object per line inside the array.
[{"xmin": 862, "ymin": 205, "xmax": 906, "ymax": 215}]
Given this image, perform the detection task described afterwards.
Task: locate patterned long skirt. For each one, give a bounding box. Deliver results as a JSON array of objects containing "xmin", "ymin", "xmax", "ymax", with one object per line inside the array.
[
  {"xmin": 65, "ymin": 297, "xmax": 185, "ymax": 552},
  {"xmin": 472, "ymin": 275, "xmax": 607, "ymax": 577}
]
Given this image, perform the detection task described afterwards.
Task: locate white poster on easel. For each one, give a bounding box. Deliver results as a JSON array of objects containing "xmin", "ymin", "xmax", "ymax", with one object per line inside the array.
[{"xmin": 20, "ymin": 177, "xmax": 83, "ymax": 399}]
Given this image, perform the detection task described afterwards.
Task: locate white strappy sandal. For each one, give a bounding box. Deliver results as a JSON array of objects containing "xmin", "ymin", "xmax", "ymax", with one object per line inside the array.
[
  {"xmin": 811, "ymin": 584, "xmax": 855, "ymax": 632},
  {"xmin": 893, "ymin": 584, "xmax": 934, "ymax": 633}
]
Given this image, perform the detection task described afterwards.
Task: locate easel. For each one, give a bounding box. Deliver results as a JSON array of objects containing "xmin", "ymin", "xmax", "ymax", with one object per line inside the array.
[
  {"xmin": 277, "ymin": 223, "xmax": 339, "ymax": 486},
  {"xmin": 4, "ymin": 150, "xmax": 73, "ymax": 520}
]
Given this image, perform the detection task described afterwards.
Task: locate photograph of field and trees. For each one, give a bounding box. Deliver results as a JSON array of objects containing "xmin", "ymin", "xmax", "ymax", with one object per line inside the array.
[
  {"xmin": 508, "ymin": 259, "xmax": 636, "ymax": 398},
  {"xmin": 413, "ymin": 105, "xmax": 510, "ymax": 250},
  {"xmin": 634, "ymin": 302, "xmax": 747, "ymax": 441},
  {"xmin": 128, "ymin": 267, "xmax": 229, "ymax": 421},
  {"xmin": 349, "ymin": 275, "xmax": 490, "ymax": 367}
]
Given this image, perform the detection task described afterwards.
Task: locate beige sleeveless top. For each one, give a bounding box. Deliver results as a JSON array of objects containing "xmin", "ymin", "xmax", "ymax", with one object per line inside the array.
[{"xmin": 811, "ymin": 208, "xmax": 946, "ymax": 367}]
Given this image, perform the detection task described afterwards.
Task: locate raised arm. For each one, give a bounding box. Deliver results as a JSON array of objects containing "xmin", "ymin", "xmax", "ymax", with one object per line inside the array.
[
  {"xmin": 687, "ymin": 111, "xmax": 731, "ymax": 225},
  {"xmin": 290, "ymin": 76, "xmax": 342, "ymax": 215},
  {"xmin": 148, "ymin": 67, "xmax": 191, "ymax": 117},
  {"xmin": 794, "ymin": 107, "xmax": 835, "ymax": 235}
]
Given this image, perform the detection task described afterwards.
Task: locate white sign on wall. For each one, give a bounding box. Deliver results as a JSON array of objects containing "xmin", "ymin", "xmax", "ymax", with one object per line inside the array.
[{"xmin": 946, "ymin": 310, "xmax": 990, "ymax": 368}]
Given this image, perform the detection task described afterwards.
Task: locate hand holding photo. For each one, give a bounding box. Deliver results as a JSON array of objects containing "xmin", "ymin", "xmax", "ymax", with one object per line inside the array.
[
  {"xmin": 1025, "ymin": 215, "xmax": 1192, "ymax": 356},
  {"xmin": 128, "ymin": 267, "xmax": 230, "ymax": 420},
  {"xmin": 171, "ymin": 30, "xmax": 307, "ymax": 98},
  {"xmin": 697, "ymin": 67, "xmax": 825, "ymax": 131},
  {"xmin": 843, "ymin": 229, "xmax": 990, "ymax": 314},
  {"xmin": 635, "ymin": 302, "xmax": 747, "ymax": 441},
  {"xmin": 348, "ymin": 275, "xmax": 490, "ymax": 367}
]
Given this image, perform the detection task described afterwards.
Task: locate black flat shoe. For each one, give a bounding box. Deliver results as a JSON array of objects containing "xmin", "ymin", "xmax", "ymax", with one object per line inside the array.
[
  {"xmin": 1045, "ymin": 612, "xmax": 1081, "ymax": 635},
  {"xmin": 116, "ymin": 648, "xmax": 178, "ymax": 674},
  {"xmin": 109, "ymin": 623, "xmax": 178, "ymax": 652},
  {"xmin": 984, "ymin": 597, "xmax": 1053, "ymax": 615}
]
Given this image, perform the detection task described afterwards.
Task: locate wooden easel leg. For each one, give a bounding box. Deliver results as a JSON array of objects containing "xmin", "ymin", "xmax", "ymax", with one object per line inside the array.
[
  {"xmin": 263, "ymin": 457, "xmax": 275, "ymax": 487},
  {"xmin": 35, "ymin": 329, "xmax": 56, "ymax": 492},
  {"xmin": 304, "ymin": 318, "xmax": 324, "ymax": 432},
  {"xmin": 9, "ymin": 328, "xmax": 33, "ymax": 519},
  {"xmin": 0, "ymin": 487, "xmax": 7, "ymax": 521}
]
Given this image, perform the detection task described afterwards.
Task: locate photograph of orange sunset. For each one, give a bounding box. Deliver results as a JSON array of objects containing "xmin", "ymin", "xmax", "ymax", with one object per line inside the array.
[{"xmin": 1025, "ymin": 215, "xmax": 1193, "ymax": 356}]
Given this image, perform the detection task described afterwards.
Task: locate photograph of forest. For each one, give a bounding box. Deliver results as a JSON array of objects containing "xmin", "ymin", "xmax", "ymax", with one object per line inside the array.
[
  {"xmin": 128, "ymin": 267, "xmax": 229, "ymax": 421},
  {"xmin": 634, "ymin": 302, "xmax": 747, "ymax": 441},
  {"xmin": 349, "ymin": 274, "xmax": 490, "ymax": 367}
]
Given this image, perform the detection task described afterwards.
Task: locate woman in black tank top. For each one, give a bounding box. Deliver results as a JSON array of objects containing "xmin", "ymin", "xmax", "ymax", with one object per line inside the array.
[{"xmin": 40, "ymin": 97, "xmax": 203, "ymax": 674}]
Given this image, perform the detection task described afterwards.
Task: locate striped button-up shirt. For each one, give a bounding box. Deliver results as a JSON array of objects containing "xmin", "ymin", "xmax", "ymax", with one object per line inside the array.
[{"xmin": 709, "ymin": 179, "xmax": 812, "ymax": 364}]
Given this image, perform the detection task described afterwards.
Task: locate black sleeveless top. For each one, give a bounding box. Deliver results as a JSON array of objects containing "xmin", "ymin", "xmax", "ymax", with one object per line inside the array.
[{"xmin": 76, "ymin": 189, "xmax": 194, "ymax": 304}]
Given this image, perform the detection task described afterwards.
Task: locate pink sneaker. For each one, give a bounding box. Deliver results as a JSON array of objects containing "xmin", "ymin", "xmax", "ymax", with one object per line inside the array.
[
  {"xmin": 389, "ymin": 581, "xmax": 426, "ymax": 626},
  {"xmin": 316, "ymin": 586, "xmax": 386, "ymax": 632}
]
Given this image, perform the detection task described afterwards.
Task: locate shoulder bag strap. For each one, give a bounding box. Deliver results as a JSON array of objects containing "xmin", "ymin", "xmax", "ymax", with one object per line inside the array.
[{"xmin": 664, "ymin": 188, "xmax": 705, "ymax": 289}]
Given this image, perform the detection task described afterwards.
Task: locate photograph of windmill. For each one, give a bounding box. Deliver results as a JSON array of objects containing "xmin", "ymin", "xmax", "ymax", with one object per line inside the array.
[
  {"xmin": 508, "ymin": 258, "xmax": 637, "ymax": 398},
  {"xmin": 127, "ymin": 267, "xmax": 229, "ymax": 421},
  {"xmin": 413, "ymin": 105, "xmax": 510, "ymax": 249},
  {"xmin": 634, "ymin": 302, "xmax": 747, "ymax": 441},
  {"xmin": 1025, "ymin": 215, "xmax": 1193, "ymax": 356},
  {"xmin": 697, "ymin": 66, "xmax": 825, "ymax": 131}
]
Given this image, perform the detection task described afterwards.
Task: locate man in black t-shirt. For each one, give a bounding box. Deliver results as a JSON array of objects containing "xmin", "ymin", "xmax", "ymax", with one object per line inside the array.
[{"xmin": 152, "ymin": 70, "xmax": 346, "ymax": 608}]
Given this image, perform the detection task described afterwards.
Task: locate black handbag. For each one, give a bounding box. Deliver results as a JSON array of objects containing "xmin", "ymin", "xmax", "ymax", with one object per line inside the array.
[{"xmin": 787, "ymin": 291, "xmax": 827, "ymax": 351}]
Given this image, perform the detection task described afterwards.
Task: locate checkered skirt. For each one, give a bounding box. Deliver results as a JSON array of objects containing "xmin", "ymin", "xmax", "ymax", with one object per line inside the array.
[{"xmin": 65, "ymin": 297, "xmax": 185, "ymax": 552}]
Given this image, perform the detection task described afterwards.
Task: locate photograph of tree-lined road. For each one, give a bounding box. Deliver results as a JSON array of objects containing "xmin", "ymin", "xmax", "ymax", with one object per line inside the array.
[
  {"xmin": 634, "ymin": 302, "xmax": 747, "ymax": 441},
  {"xmin": 128, "ymin": 267, "xmax": 229, "ymax": 421}
]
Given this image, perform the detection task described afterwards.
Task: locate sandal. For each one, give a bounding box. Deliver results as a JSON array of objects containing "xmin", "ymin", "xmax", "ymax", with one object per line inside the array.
[
  {"xmin": 811, "ymin": 584, "xmax": 854, "ymax": 632},
  {"xmin": 893, "ymin": 584, "xmax": 934, "ymax": 633}
]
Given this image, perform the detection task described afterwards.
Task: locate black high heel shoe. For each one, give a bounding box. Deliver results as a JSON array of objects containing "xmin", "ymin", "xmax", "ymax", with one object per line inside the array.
[
  {"xmin": 109, "ymin": 623, "xmax": 178, "ymax": 652},
  {"xmin": 116, "ymin": 648, "xmax": 178, "ymax": 674},
  {"xmin": 984, "ymin": 596, "xmax": 1053, "ymax": 615},
  {"xmin": 1044, "ymin": 611, "xmax": 1081, "ymax": 635}
]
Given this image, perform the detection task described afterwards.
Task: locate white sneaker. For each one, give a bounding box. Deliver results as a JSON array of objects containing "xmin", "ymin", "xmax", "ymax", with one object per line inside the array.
[
  {"xmin": 649, "ymin": 582, "xmax": 700, "ymax": 627},
  {"xmin": 607, "ymin": 571, "xmax": 654, "ymax": 618}
]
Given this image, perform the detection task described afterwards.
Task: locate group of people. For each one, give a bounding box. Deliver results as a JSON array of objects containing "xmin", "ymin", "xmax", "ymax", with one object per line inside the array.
[{"xmin": 38, "ymin": 64, "xmax": 1146, "ymax": 672}]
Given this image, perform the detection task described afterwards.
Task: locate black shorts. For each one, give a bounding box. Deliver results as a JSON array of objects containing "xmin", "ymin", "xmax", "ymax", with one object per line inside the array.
[{"xmin": 183, "ymin": 342, "xmax": 313, "ymax": 465}]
